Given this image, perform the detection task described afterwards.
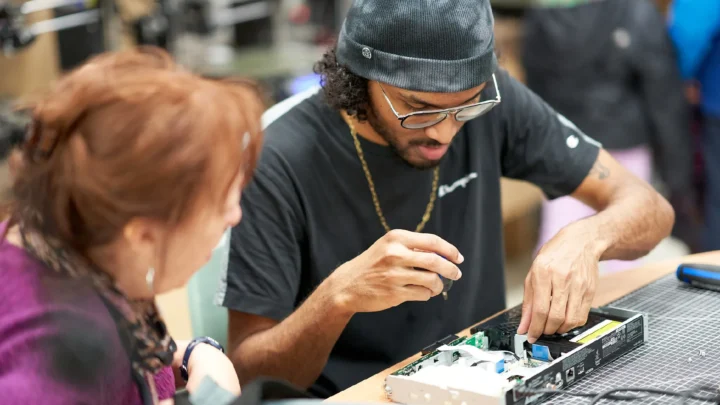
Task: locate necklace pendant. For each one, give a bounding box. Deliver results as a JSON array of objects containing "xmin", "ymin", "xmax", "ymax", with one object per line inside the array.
[{"xmin": 442, "ymin": 292, "xmax": 448, "ymax": 300}]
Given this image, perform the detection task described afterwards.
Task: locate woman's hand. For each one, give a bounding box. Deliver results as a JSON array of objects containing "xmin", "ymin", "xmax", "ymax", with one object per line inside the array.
[{"xmin": 173, "ymin": 340, "xmax": 241, "ymax": 396}]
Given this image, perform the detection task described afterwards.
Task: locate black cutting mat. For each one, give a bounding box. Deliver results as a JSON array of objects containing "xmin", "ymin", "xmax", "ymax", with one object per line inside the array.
[{"xmin": 543, "ymin": 273, "xmax": 720, "ymax": 404}]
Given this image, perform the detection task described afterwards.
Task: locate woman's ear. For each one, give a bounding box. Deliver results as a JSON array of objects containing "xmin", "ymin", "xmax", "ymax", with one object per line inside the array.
[{"xmin": 122, "ymin": 217, "xmax": 162, "ymax": 264}]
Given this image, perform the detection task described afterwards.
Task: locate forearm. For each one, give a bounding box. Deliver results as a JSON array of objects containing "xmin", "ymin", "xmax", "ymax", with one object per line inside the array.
[
  {"xmin": 230, "ymin": 279, "xmax": 354, "ymax": 388},
  {"xmin": 567, "ymin": 181, "xmax": 674, "ymax": 262}
]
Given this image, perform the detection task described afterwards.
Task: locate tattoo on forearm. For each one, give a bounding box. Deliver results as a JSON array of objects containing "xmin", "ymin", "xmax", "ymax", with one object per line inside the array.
[{"xmin": 590, "ymin": 160, "xmax": 610, "ymax": 180}]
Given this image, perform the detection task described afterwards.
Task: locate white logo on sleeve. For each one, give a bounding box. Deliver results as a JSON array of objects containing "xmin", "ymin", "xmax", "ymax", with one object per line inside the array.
[
  {"xmin": 566, "ymin": 135, "xmax": 579, "ymax": 149},
  {"xmin": 557, "ymin": 113, "xmax": 603, "ymax": 148},
  {"xmin": 613, "ymin": 28, "xmax": 631, "ymax": 49},
  {"xmin": 438, "ymin": 172, "xmax": 478, "ymax": 198}
]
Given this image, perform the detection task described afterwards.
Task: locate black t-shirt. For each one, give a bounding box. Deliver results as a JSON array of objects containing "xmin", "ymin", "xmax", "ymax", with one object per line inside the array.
[{"xmin": 218, "ymin": 69, "xmax": 601, "ymax": 397}]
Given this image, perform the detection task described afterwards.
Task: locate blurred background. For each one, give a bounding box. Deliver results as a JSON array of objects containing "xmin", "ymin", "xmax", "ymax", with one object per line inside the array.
[{"xmin": 0, "ymin": 0, "xmax": 708, "ymax": 340}]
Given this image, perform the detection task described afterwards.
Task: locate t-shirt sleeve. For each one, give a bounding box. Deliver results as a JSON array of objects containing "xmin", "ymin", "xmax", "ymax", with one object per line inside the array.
[
  {"xmin": 218, "ymin": 143, "xmax": 305, "ymax": 321},
  {"xmin": 496, "ymin": 70, "xmax": 602, "ymax": 199}
]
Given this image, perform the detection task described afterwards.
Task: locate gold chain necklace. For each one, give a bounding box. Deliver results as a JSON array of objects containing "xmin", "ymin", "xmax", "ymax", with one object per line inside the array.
[{"xmin": 341, "ymin": 112, "xmax": 439, "ymax": 233}]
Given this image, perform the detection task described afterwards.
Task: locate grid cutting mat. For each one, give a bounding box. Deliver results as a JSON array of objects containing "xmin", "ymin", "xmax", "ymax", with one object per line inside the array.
[{"xmin": 544, "ymin": 273, "xmax": 720, "ymax": 404}]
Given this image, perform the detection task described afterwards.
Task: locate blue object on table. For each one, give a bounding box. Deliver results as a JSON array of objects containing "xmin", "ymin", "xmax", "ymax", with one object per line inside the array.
[
  {"xmin": 676, "ymin": 263, "xmax": 720, "ymax": 292},
  {"xmin": 494, "ymin": 358, "xmax": 505, "ymax": 373},
  {"xmin": 531, "ymin": 344, "xmax": 551, "ymax": 362}
]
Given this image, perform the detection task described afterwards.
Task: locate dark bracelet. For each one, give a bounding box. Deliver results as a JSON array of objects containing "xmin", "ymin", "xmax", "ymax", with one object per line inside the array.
[{"xmin": 180, "ymin": 336, "xmax": 225, "ymax": 382}]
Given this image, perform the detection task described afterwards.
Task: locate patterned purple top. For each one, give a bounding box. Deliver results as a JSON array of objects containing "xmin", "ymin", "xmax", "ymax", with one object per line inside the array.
[{"xmin": 0, "ymin": 235, "xmax": 175, "ymax": 404}]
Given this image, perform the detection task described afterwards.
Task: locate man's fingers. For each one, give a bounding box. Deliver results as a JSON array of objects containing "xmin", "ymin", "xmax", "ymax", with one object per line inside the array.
[
  {"xmin": 396, "ymin": 268, "xmax": 445, "ymax": 296},
  {"xmin": 385, "ymin": 230, "xmax": 464, "ymax": 265},
  {"xmin": 578, "ymin": 295, "xmax": 593, "ymax": 328},
  {"xmin": 404, "ymin": 250, "xmax": 462, "ymax": 281},
  {"xmin": 557, "ymin": 288, "xmax": 584, "ymax": 334},
  {"xmin": 527, "ymin": 272, "xmax": 552, "ymax": 343},
  {"xmin": 517, "ymin": 276, "xmax": 533, "ymax": 335},
  {"xmin": 402, "ymin": 285, "xmax": 434, "ymax": 302},
  {"xmin": 543, "ymin": 274, "xmax": 571, "ymax": 335},
  {"xmin": 543, "ymin": 290, "xmax": 569, "ymax": 336}
]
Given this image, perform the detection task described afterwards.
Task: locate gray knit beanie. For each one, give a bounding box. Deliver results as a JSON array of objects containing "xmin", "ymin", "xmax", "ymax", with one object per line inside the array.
[{"xmin": 336, "ymin": 0, "xmax": 498, "ymax": 93}]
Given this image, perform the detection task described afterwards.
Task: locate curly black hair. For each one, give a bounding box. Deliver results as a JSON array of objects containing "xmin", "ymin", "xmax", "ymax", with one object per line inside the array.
[
  {"xmin": 313, "ymin": 45, "xmax": 371, "ymax": 121},
  {"xmin": 313, "ymin": 45, "xmax": 505, "ymax": 122}
]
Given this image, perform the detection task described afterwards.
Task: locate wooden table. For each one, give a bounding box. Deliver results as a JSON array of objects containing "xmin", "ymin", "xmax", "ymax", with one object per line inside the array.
[{"xmin": 327, "ymin": 251, "xmax": 720, "ymax": 403}]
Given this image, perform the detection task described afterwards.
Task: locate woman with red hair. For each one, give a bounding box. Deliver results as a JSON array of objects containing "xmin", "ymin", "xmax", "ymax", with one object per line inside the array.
[{"xmin": 0, "ymin": 47, "xmax": 263, "ymax": 404}]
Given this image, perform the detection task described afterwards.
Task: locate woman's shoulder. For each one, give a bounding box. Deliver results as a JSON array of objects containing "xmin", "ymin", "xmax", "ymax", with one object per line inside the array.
[
  {"xmin": 0, "ymin": 241, "xmax": 142, "ymax": 404},
  {"xmin": 0, "ymin": 239, "xmax": 114, "ymax": 329}
]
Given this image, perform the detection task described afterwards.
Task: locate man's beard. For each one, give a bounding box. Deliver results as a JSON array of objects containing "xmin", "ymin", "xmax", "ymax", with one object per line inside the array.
[{"xmin": 366, "ymin": 108, "xmax": 444, "ymax": 170}]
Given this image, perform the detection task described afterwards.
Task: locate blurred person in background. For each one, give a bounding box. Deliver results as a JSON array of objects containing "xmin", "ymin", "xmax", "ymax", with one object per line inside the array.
[
  {"xmin": 523, "ymin": 0, "xmax": 693, "ymax": 271},
  {"xmin": 668, "ymin": 0, "xmax": 720, "ymax": 252},
  {"xmin": 0, "ymin": 47, "xmax": 263, "ymax": 404}
]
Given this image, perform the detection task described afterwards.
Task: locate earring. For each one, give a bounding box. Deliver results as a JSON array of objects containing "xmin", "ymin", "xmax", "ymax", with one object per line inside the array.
[{"xmin": 146, "ymin": 267, "xmax": 155, "ymax": 293}]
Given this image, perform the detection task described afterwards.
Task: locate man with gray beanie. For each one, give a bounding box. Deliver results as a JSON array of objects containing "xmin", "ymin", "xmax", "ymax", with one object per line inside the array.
[{"xmin": 219, "ymin": 0, "xmax": 674, "ymax": 397}]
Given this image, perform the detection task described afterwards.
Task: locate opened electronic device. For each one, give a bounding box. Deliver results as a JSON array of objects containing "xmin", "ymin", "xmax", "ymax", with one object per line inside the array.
[{"xmin": 383, "ymin": 305, "xmax": 647, "ymax": 405}]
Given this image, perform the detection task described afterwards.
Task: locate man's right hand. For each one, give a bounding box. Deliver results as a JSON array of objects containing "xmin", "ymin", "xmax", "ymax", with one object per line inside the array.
[
  {"xmin": 326, "ymin": 229, "xmax": 464, "ymax": 314},
  {"xmin": 227, "ymin": 230, "xmax": 463, "ymax": 388}
]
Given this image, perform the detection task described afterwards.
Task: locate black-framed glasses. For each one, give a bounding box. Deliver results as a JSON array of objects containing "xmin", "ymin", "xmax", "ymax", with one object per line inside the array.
[{"xmin": 379, "ymin": 74, "xmax": 501, "ymax": 130}]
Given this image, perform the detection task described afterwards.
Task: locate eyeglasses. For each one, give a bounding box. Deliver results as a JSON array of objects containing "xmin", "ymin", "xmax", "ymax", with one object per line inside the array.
[{"xmin": 379, "ymin": 74, "xmax": 501, "ymax": 130}]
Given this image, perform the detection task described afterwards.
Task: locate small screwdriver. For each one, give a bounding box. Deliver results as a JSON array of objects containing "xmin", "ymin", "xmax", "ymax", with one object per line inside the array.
[
  {"xmin": 440, "ymin": 276, "xmax": 453, "ymax": 300},
  {"xmin": 414, "ymin": 252, "xmax": 455, "ymax": 300},
  {"xmin": 438, "ymin": 255, "xmax": 454, "ymax": 300}
]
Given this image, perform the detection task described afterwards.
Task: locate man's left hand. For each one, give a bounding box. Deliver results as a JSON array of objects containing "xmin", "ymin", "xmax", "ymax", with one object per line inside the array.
[{"xmin": 517, "ymin": 231, "xmax": 600, "ymax": 343}]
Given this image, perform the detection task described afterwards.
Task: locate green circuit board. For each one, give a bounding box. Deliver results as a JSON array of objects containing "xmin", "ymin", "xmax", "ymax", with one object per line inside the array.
[{"xmin": 392, "ymin": 332, "xmax": 488, "ymax": 377}]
